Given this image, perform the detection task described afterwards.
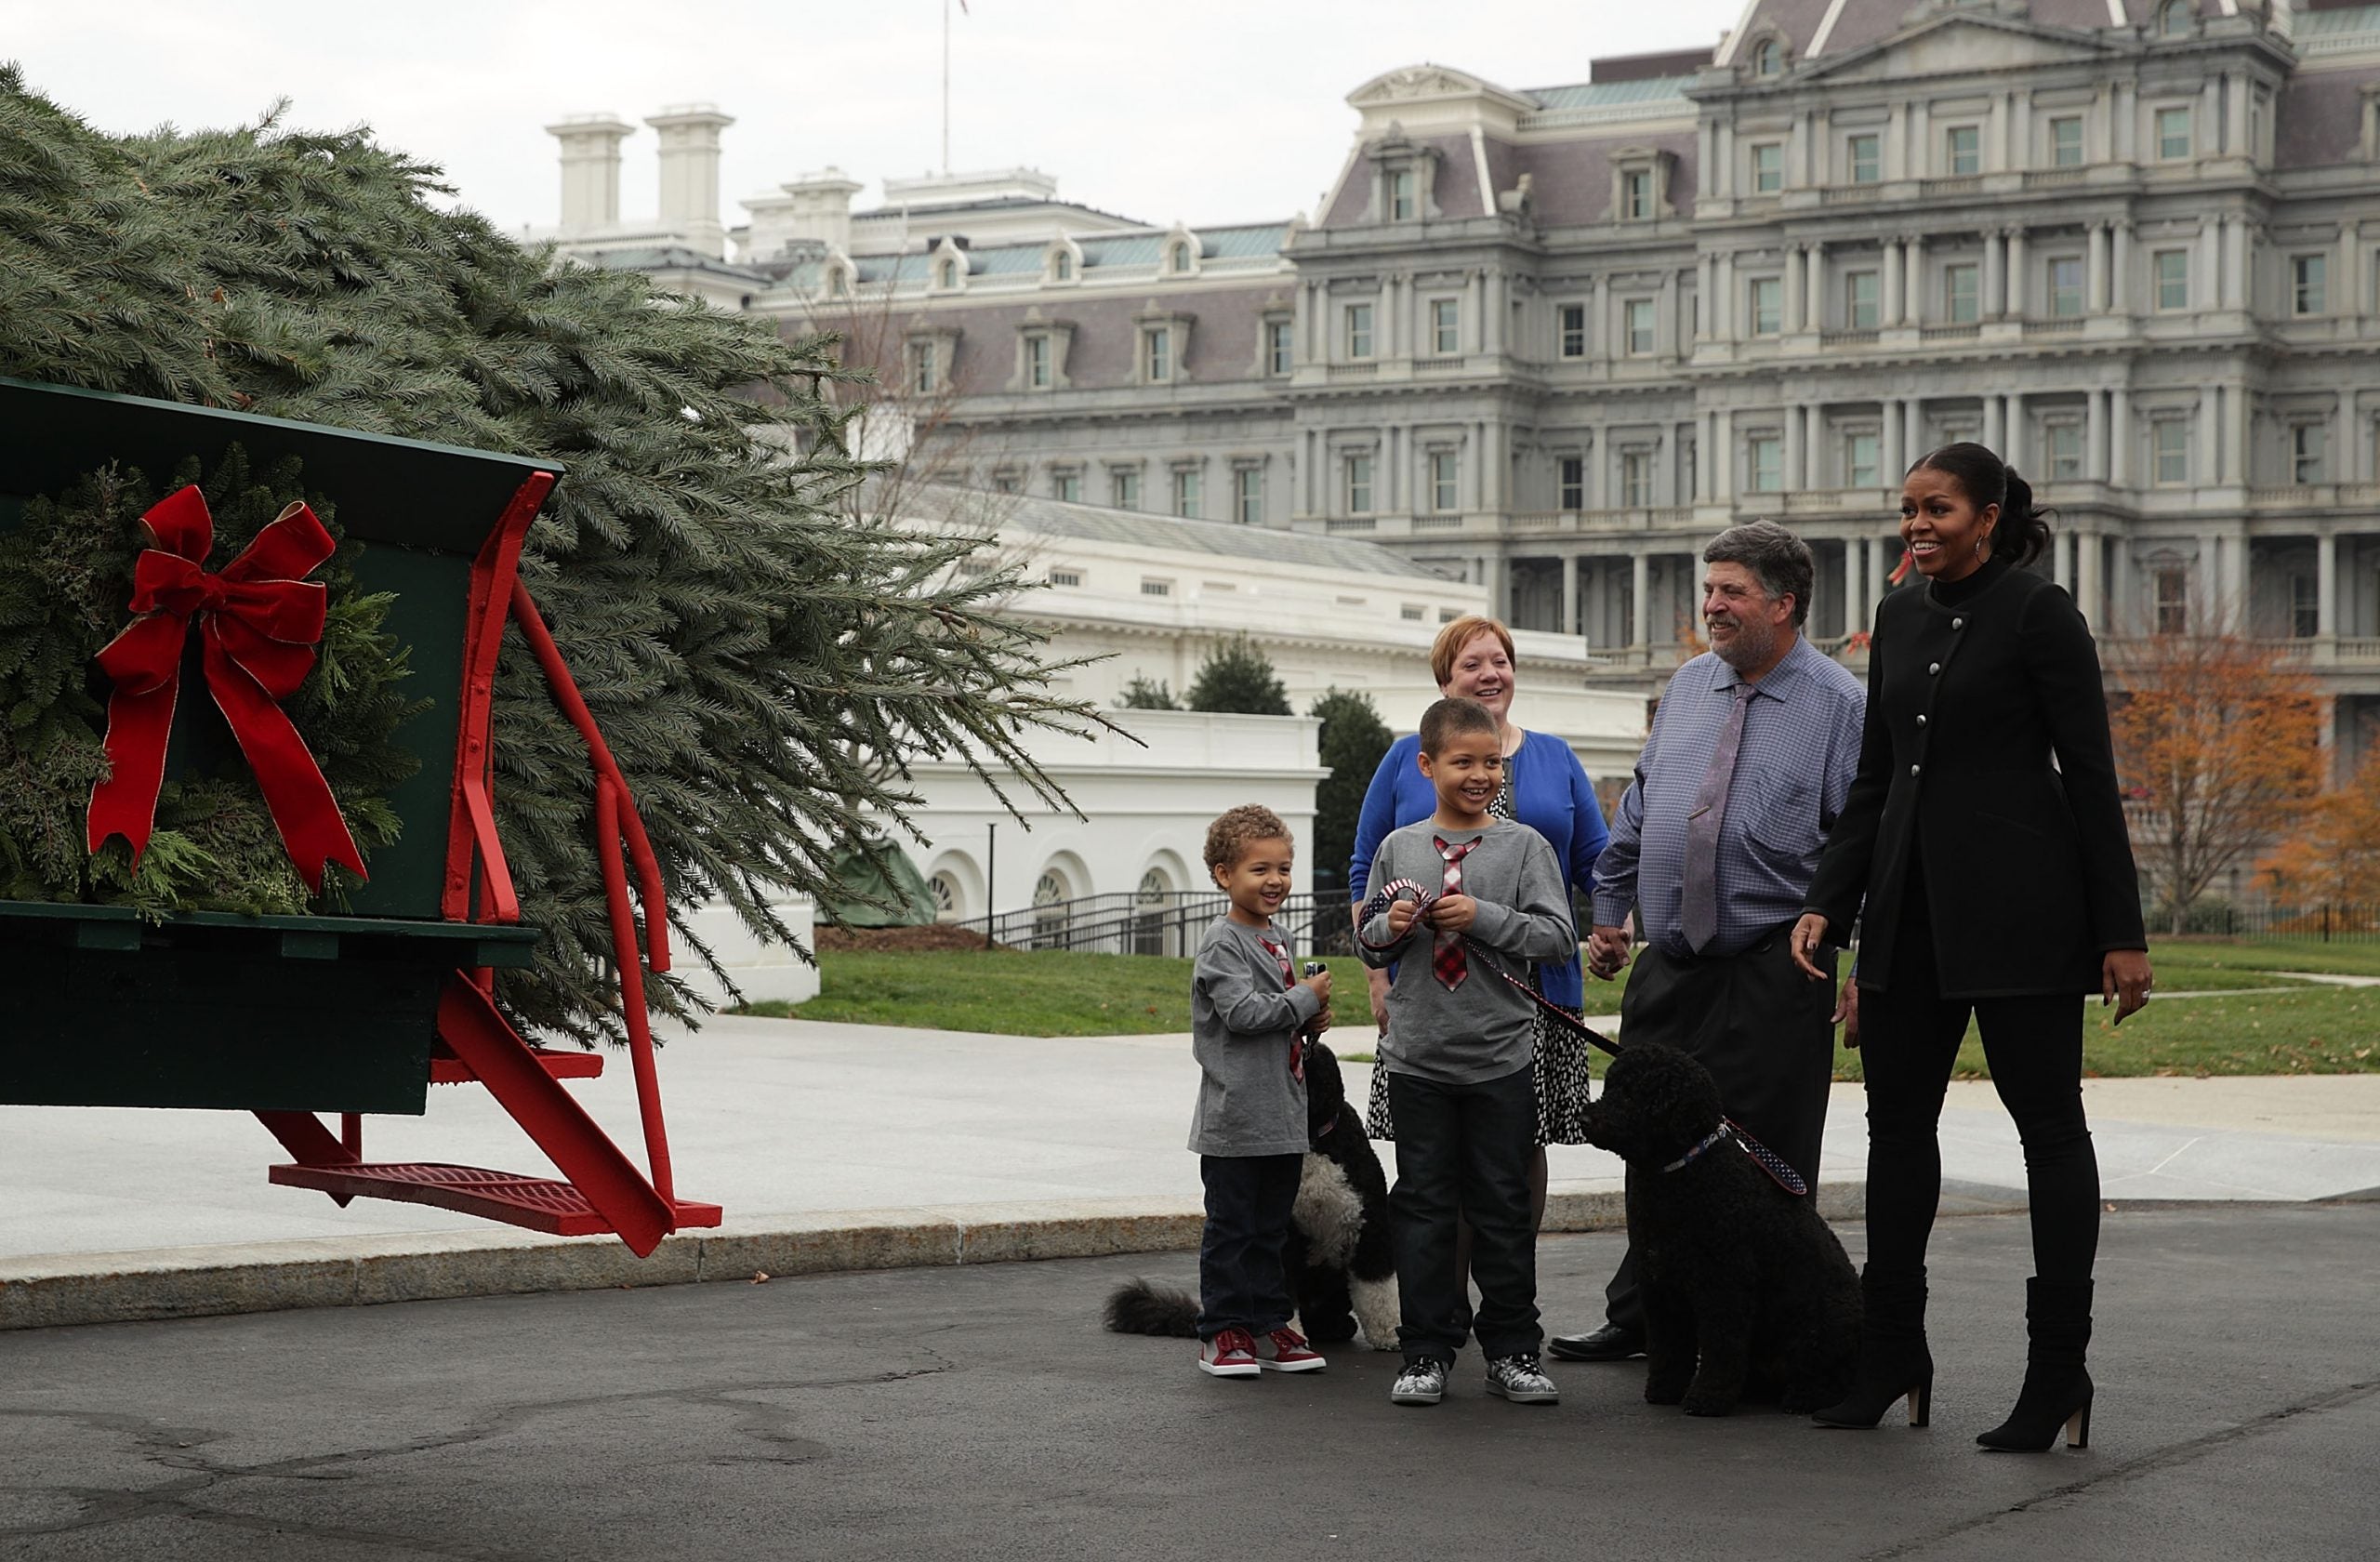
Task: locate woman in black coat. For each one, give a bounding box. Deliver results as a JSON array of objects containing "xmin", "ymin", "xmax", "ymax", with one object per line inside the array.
[{"xmin": 1788, "ymin": 443, "xmax": 2152, "ymax": 1451}]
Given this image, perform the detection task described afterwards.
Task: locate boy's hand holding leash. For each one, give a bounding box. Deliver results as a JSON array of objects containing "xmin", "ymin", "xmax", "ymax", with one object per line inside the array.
[
  {"xmin": 1386, "ymin": 900, "xmax": 1421, "ymax": 939},
  {"xmin": 1425, "ymin": 894, "xmax": 1477, "ymax": 933}
]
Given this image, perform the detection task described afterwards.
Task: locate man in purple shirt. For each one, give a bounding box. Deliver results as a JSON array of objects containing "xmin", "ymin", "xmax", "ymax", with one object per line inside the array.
[{"xmin": 1550, "ymin": 521, "xmax": 1866, "ymax": 1364}]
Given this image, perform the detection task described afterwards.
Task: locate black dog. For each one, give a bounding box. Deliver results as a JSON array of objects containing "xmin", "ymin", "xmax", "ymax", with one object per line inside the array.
[
  {"xmin": 1105, "ymin": 1042, "xmax": 1400, "ymax": 1349},
  {"xmin": 1582, "ymin": 1043, "xmax": 1860, "ymax": 1416}
]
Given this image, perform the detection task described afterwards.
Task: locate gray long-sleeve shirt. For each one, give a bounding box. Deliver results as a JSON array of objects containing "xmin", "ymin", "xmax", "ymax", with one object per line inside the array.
[
  {"xmin": 1358, "ymin": 819, "xmax": 1576, "ymax": 1086},
  {"xmin": 1188, "ymin": 916, "xmax": 1319, "ymax": 1157}
]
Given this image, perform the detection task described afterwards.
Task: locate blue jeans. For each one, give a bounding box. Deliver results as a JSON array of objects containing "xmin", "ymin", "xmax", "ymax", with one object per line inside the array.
[
  {"xmin": 1387, "ymin": 1063, "xmax": 1540, "ymax": 1361},
  {"xmin": 1195, "ymin": 1153, "xmax": 1302, "ymax": 1340}
]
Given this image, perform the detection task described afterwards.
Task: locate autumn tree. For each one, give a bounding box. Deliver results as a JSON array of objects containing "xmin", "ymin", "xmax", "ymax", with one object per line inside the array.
[
  {"xmin": 2261, "ymin": 745, "xmax": 2380, "ymax": 908},
  {"xmin": 2108, "ymin": 632, "xmax": 2323, "ymax": 934}
]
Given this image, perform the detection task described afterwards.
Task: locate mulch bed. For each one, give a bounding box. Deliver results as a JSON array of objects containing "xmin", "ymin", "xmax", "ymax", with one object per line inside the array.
[{"xmin": 813, "ymin": 922, "xmax": 1013, "ymax": 954}]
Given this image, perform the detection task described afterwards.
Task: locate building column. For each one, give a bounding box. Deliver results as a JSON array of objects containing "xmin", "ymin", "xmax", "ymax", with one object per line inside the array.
[
  {"xmin": 1695, "ymin": 255, "xmax": 1714, "ymax": 342},
  {"xmin": 1984, "ymin": 229, "xmax": 2005, "ymax": 320},
  {"xmin": 1659, "ymin": 267, "xmax": 1679, "ymax": 359},
  {"xmin": 1904, "ymin": 235, "xmax": 1927, "ymax": 324},
  {"xmin": 2224, "ymin": 217, "xmax": 2250, "ymax": 310},
  {"xmin": 1883, "ymin": 240, "xmax": 1906, "ymax": 326},
  {"xmin": 1562, "ymin": 552, "xmax": 1581, "ymax": 637},
  {"xmin": 1484, "ymin": 270, "xmax": 1505, "ymax": 355},
  {"xmin": 2077, "ymin": 528, "xmax": 2102, "ymax": 623},
  {"xmin": 2225, "ymin": 383, "xmax": 2250, "ymax": 487},
  {"xmin": 2198, "ymin": 385, "xmax": 2219, "ymax": 483},
  {"xmin": 1630, "ymin": 550, "xmax": 1651, "ymax": 648},
  {"xmin": 1715, "ymin": 410, "xmax": 1735, "ymax": 502},
  {"xmin": 2004, "ymin": 390, "xmax": 2027, "ymax": 469},
  {"xmin": 1905, "ymin": 397, "xmax": 1926, "ymax": 463},
  {"xmin": 1699, "ymin": 410, "xmax": 1717, "ymax": 497},
  {"xmin": 1867, "ymin": 534, "xmax": 1889, "ymax": 620},
  {"xmin": 1805, "ymin": 242, "xmax": 1826, "ymax": 329},
  {"xmin": 1714, "ymin": 252, "xmax": 1735, "ymax": 338},
  {"xmin": 1883, "ymin": 396, "xmax": 1905, "ymax": 477},
  {"xmin": 1785, "ymin": 404, "xmax": 1806, "ymax": 492},
  {"xmin": 2320, "ymin": 529, "xmax": 2339, "ymax": 638},
  {"xmin": 2052, "ymin": 530, "xmax": 2072, "ymax": 589},
  {"xmin": 2111, "ymin": 221, "xmax": 2134, "ymax": 314},
  {"xmin": 2087, "ymin": 221, "xmax": 2109, "ymax": 314},
  {"xmin": 2110, "ymin": 388, "xmax": 2131, "ymax": 486},
  {"xmin": 1587, "ymin": 427, "xmax": 1606, "ymax": 510},
  {"xmin": 2085, "ymin": 387, "xmax": 2105, "ymax": 481},
  {"xmin": 1786, "ymin": 248, "xmax": 1806, "ymax": 334},
  {"xmin": 1302, "ymin": 428, "xmax": 1318, "ymax": 513},
  {"xmin": 2005, "ymin": 227, "xmax": 2029, "ymax": 318},
  {"xmin": 1984, "ymin": 394, "xmax": 2004, "ymax": 453}
]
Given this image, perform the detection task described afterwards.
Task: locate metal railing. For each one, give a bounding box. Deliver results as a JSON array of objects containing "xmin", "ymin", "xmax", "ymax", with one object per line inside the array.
[
  {"xmin": 952, "ymin": 890, "xmax": 1354, "ymax": 959},
  {"xmin": 2171, "ymin": 904, "xmax": 2380, "ymax": 941}
]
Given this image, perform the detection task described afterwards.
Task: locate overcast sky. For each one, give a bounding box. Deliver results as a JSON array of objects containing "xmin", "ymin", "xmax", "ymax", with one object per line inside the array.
[{"xmin": 12, "ymin": 0, "xmax": 1751, "ymax": 239}]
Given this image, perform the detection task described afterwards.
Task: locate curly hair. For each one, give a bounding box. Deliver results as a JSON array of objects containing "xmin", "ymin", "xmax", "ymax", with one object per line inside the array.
[{"xmin": 1204, "ymin": 803, "xmax": 1293, "ymax": 871}]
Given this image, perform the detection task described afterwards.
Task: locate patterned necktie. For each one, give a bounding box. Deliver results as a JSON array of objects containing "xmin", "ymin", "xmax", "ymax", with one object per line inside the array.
[
  {"xmin": 1679, "ymin": 682, "xmax": 1753, "ymax": 955},
  {"xmin": 1431, "ymin": 835, "xmax": 1480, "ymax": 988},
  {"xmin": 1260, "ymin": 935, "xmax": 1306, "ymax": 1081}
]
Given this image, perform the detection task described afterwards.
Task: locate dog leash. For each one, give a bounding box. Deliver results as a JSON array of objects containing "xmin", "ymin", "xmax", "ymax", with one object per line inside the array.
[{"xmin": 1357, "ymin": 880, "xmax": 1809, "ymax": 1198}]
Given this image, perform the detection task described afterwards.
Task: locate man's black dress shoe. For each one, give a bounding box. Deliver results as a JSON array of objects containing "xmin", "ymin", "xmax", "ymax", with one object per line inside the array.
[{"xmin": 1547, "ymin": 1324, "xmax": 1646, "ymax": 1362}]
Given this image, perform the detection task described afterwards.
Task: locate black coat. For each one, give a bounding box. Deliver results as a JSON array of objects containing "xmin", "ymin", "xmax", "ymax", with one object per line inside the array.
[{"xmin": 1805, "ymin": 558, "xmax": 2146, "ymax": 998}]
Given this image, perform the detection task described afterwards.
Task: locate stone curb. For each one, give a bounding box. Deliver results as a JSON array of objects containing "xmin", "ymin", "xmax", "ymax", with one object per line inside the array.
[{"xmin": 0, "ymin": 1177, "xmax": 2299, "ymax": 1334}]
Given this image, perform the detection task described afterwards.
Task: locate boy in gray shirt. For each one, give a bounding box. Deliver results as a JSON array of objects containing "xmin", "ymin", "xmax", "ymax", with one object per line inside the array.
[
  {"xmin": 1187, "ymin": 804, "xmax": 1333, "ymax": 1378},
  {"xmin": 1359, "ymin": 697, "xmax": 1576, "ymax": 1407}
]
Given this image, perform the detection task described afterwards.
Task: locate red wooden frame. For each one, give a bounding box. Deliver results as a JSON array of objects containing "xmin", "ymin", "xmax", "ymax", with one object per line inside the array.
[{"xmin": 261, "ymin": 470, "xmax": 721, "ymax": 1254}]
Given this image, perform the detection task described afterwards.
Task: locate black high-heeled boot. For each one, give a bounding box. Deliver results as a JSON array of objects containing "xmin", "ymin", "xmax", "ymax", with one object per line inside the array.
[
  {"xmin": 1813, "ymin": 1266, "xmax": 1933, "ymax": 1429},
  {"xmin": 1977, "ymin": 1277, "xmax": 2094, "ymax": 1451}
]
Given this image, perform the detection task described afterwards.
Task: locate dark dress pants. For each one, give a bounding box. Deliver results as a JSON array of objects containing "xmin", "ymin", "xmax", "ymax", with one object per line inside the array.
[
  {"xmin": 1603, "ymin": 924, "xmax": 1838, "ymax": 1333},
  {"xmin": 1388, "ymin": 1062, "xmax": 1540, "ymax": 1362},
  {"xmin": 1196, "ymin": 1152, "xmax": 1303, "ymax": 1340}
]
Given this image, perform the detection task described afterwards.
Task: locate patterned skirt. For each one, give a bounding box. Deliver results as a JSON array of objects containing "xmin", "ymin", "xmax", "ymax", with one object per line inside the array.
[{"xmin": 1363, "ymin": 1003, "xmax": 1596, "ymax": 1147}]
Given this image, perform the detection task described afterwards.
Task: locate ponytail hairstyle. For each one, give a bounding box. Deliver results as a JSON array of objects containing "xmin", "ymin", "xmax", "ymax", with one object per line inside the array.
[{"xmin": 1907, "ymin": 442, "xmax": 2052, "ymax": 569}]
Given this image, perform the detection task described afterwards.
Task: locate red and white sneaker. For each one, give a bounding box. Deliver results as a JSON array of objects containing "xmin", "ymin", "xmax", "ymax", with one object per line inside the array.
[
  {"xmin": 1253, "ymin": 1327, "xmax": 1327, "ymax": 1372},
  {"xmin": 1198, "ymin": 1329, "xmax": 1261, "ymax": 1378}
]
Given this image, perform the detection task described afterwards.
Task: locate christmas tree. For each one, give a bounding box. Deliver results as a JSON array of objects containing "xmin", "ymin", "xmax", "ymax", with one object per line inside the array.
[{"xmin": 0, "ymin": 69, "xmax": 1104, "ymax": 1044}]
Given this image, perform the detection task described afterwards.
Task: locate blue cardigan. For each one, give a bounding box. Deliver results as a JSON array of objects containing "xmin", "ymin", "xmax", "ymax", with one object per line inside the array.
[{"xmin": 1348, "ymin": 729, "xmax": 1607, "ymax": 1008}]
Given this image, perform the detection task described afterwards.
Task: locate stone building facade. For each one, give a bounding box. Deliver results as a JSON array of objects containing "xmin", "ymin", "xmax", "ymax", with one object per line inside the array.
[{"xmin": 552, "ymin": 0, "xmax": 2380, "ymax": 765}]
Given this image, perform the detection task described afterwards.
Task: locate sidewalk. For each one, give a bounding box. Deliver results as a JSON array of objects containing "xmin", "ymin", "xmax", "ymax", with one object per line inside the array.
[{"xmin": 6, "ymin": 1013, "xmax": 2378, "ymax": 1328}]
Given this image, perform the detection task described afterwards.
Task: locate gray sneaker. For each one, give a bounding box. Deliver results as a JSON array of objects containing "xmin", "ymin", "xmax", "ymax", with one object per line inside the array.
[
  {"xmin": 1390, "ymin": 1357, "xmax": 1448, "ymax": 1406},
  {"xmin": 1485, "ymin": 1354, "xmax": 1560, "ymax": 1404}
]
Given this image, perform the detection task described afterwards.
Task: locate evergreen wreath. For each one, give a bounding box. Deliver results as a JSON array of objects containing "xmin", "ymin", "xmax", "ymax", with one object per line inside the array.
[{"xmin": 0, "ymin": 445, "xmax": 419, "ymax": 916}]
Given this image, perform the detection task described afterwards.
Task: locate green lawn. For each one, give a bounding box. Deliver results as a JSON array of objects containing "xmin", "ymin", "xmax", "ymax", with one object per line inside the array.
[{"xmin": 739, "ymin": 939, "xmax": 2380, "ymax": 1077}]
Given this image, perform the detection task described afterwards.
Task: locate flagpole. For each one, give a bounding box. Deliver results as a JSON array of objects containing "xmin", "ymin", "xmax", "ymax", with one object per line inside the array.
[{"xmin": 942, "ymin": 0, "xmax": 951, "ymax": 174}]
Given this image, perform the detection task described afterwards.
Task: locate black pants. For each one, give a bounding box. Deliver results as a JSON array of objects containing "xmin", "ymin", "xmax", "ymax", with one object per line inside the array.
[
  {"xmin": 1388, "ymin": 1063, "xmax": 1540, "ymax": 1362},
  {"xmin": 1196, "ymin": 1153, "xmax": 1302, "ymax": 1340},
  {"xmin": 1857, "ymin": 911, "xmax": 2098, "ymax": 1291},
  {"xmin": 1604, "ymin": 925, "xmax": 1838, "ymax": 1332}
]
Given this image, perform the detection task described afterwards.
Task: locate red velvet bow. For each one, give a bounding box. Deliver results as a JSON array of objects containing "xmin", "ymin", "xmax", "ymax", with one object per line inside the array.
[{"xmin": 86, "ymin": 484, "xmax": 366, "ymax": 893}]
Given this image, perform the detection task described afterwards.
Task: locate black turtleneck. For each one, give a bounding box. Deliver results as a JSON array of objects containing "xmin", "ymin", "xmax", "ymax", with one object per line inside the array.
[{"xmin": 1926, "ymin": 549, "xmax": 2013, "ymax": 608}]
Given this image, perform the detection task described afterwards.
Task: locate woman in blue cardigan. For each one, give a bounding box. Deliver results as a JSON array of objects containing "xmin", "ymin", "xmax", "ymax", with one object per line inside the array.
[{"xmin": 1349, "ymin": 615, "xmax": 1609, "ymax": 1225}]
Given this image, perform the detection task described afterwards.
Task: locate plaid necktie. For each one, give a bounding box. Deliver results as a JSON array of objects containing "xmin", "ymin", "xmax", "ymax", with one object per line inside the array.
[
  {"xmin": 1260, "ymin": 935, "xmax": 1306, "ymax": 1081},
  {"xmin": 1431, "ymin": 835, "xmax": 1480, "ymax": 989}
]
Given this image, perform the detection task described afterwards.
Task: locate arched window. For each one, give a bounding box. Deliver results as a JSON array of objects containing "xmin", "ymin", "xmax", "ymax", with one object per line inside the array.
[
  {"xmin": 930, "ymin": 871, "xmax": 959, "ymax": 920},
  {"xmin": 1054, "ymin": 250, "xmax": 1075, "ymax": 281},
  {"xmin": 1752, "ymin": 38, "xmax": 1782, "ymax": 77},
  {"xmin": 1169, "ymin": 242, "xmax": 1191, "ymax": 273},
  {"xmin": 2157, "ymin": 0, "xmax": 2192, "ymax": 37},
  {"xmin": 937, "ymin": 258, "xmax": 959, "ymax": 288},
  {"xmin": 826, "ymin": 266, "xmax": 849, "ymax": 298},
  {"xmin": 1134, "ymin": 867, "xmax": 1172, "ymax": 956},
  {"xmin": 1032, "ymin": 868, "xmax": 1071, "ymax": 948}
]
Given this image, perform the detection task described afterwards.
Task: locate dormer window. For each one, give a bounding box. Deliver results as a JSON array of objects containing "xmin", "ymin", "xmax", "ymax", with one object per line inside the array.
[
  {"xmin": 1134, "ymin": 301, "xmax": 1195, "ymax": 386},
  {"xmin": 1368, "ymin": 137, "xmax": 1440, "ymax": 226},
  {"xmin": 1610, "ymin": 147, "xmax": 1675, "ymax": 222},
  {"xmin": 1752, "ymin": 38, "xmax": 1782, "ymax": 77},
  {"xmin": 906, "ymin": 324, "xmax": 961, "ymax": 395},
  {"xmin": 1144, "ymin": 328, "xmax": 1171, "ymax": 382},
  {"xmin": 2156, "ymin": 0, "xmax": 2192, "ymax": 38},
  {"xmin": 1054, "ymin": 252, "xmax": 1074, "ymax": 281},
  {"xmin": 1390, "ymin": 169, "xmax": 1417, "ymax": 221},
  {"xmin": 937, "ymin": 258, "xmax": 958, "ymax": 288},
  {"xmin": 1168, "ymin": 242, "xmax": 1191, "ymax": 273},
  {"xmin": 1012, "ymin": 310, "xmax": 1075, "ymax": 391},
  {"xmin": 825, "ymin": 264, "xmax": 851, "ymax": 298}
]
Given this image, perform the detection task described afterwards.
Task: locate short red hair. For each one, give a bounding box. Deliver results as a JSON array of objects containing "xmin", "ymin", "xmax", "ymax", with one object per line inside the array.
[{"xmin": 1430, "ymin": 616, "xmax": 1516, "ymax": 689}]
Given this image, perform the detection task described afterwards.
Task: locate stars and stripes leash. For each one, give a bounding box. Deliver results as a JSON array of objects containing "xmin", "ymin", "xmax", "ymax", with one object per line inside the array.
[{"xmin": 1355, "ymin": 879, "xmax": 1808, "ymax": 1198}]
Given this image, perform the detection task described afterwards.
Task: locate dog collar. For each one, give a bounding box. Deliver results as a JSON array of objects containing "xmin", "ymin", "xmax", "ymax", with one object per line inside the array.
[
  {"xmin": 1660, "ymin": 1128, "xmax": 1730, "ymax": 1173},
  {"xmin": 1312, "ymin": 1110, "xmax": 1339, "ymax": 1144}
]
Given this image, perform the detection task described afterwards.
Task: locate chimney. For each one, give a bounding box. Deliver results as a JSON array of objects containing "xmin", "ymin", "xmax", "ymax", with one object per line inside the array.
[
  {"xmin": 782, "ymin": 168, "xmax": 864, "ymax": 255},
  {"xmin": 545, "ymin": 113, "xmax": 635, "ymax": 235},
  {"xmin": 646, "ymin": 103, "xmax": 735, "ymax": 258}
]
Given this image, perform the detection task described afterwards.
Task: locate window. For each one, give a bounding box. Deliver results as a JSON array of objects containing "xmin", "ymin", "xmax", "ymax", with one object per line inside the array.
[
  {"xmin": 1025, "ymin": 334, "xmax": 1051, "ymax": 389},
  {"xmin": 1048, "ymin": 567, "xmax": 1081, "ymax": 588},
  {"xmin": 1752, "ymin": 38, "xmax": 1782, "ymax": 77},
  {"xmin": 1752, "ymin": 142, "xmax": 1783, "ymax": 194},
  {"xmin": 1168, "ymin": 242, "xmax": 1191, "ymax": 273},
  {"xmin": 907, "ymin": 339, "xmax": 939, "ymax": 394},
  {"xmin": 2050, "ymin": 116, "xmax": 2084, "ymax": 168},
  {"xmin": 1620, "ymin": 450, "xmax": 1652, "ymax": 507},
  {"xmin": 2294, "ymin": 254, "xmax": 2328, "ymax": 316},
  {"xmin": 1053, "ymin": 251, "xmax": 1074, "ymax": 282},
  {"xmin": 2294, "ymin": 422, "xmax": 2329, "ymax": 484},
  {"xmin": 1431, "ymin": 298, "xmax": 1461, "ymax": 355},
  {"xmin": 2292, "ymin": 573, "xmax": 2320, "ymax": 638},
  {"xmin": 1848, "ymin": 133, "xmax": 1880, "ymax": 184},
  {"xmin": 1624, "ymin": 298, "xmax": 1656, "ymax": 355},
  {"xmin": 2153, "ymin": 565, "xmax": 2188, "ymax": 636},
  {"xmin": 1559, "ymin": 302, "xmax": 1587, "ymax": 358},
  {"xmin": 1235, "ymin": 466, "xmax": 1263, "ymax": 525},
  {"xmin": 989, "ymin": 472, "xmax": 1019, "ymax": 496},
  {"xmin": 2156, "ymin": 107, "xmax": 2192, "ymax": 161},
  {"xmin": 1344, "ymin": 453, "xmax": 1374, "ymax": 513},
  {"xmin": 1172, "ymin": 468, "xmax": 1202, "ymax": 519},
  {"xmin": 1945, "ymin": 263, "xmax": 1980, "ymax": 324},
  {"xmin": 2154, "ymin": 249, "xmax": 2189, "ymax": 311},
  {"xmin": 1401, "ymin": 603, "xmax": 1425, "ymax": 622},
  {"xmin": 1558, "ymin": 456, "xmax": 1584, "ymax": 510},
  {"xmin": 1429, "ymin": 451, "xmax": 1460, "ymax": 512},
  {"xmin": 930, "ymin": 872, "xmax": 958, "ymax": 920},
  {"xmin": 2048, "ymin": 257, "xmax": 2085, "ymax": 318},
  {"xmin": 2152, "ymin": 418, "xmax": 2189, "ymax": 486},
  {"xmin": 2047, "ymin": 422, "xmax": 2083, "ymax": 481},
  {"xmin": 1345, "ymin": 303, "xmax": 1374, "ymax": 359},
  {"xmin": 2157, "ymin": 0, "xmax": 2193, "ymax": 37},
  {"xmin": 1112, "ymin": 469, "xmax": 1142, "ymax": 510},
  {"xmin": 1142, "ymin": 328, "xmax": 1172, "ymax": 384},
  {"xmin": 1139, "ymin": 579, "xmax": 1170, "ymax": 598},
  {"xmin": 1749, "ymin": 276, "xmax": 1783, "ymax": 335},
  {"xmin": 1846, "ymin": 430, "xmax": 1880, "ymax": 488},
  {"xmin": 937, "ymin": 258, "xmax": 959, "ymax": 288},
  {"xmin": 1748, "ymin": 434, "xmax": 1782, "ymax": 493},
  {"xmin": 1389, "ymin": 168, "xmax": 1417, "ymax": 221},
  {"xmin": 1051, "ymin": 470, "xmax": 1081, "ymax": 504},
  {"xmin": 1620, "ymin": 168, "xmax": 1653, "ymax": 219},
  {"xmin": 1945, "ymin": 126, "xmax": 1980, "ymax": 177},
  {"xmin": 1265, "ymin": 319, "xmax": 1294, "ymax": 376},
  {"xmin": 1846, "ymin": 271, "xmax": 1880, "ymax": 329}
]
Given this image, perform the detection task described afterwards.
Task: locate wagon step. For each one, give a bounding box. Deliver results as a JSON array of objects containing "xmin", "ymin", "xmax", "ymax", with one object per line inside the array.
[{"xmin": 268, "ymin": 1160, "xmax": 723, "ymax": 1238}]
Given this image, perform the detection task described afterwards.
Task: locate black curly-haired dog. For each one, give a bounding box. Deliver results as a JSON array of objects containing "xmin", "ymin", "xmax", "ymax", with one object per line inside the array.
[
  {"xmin": 1583, "ymin": 1042, "xmax": 1860, "ymax": 1416},
  {"xmin": 1105, "ymin": 1041, "xmax": 1400, "ymax": 1349}
]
